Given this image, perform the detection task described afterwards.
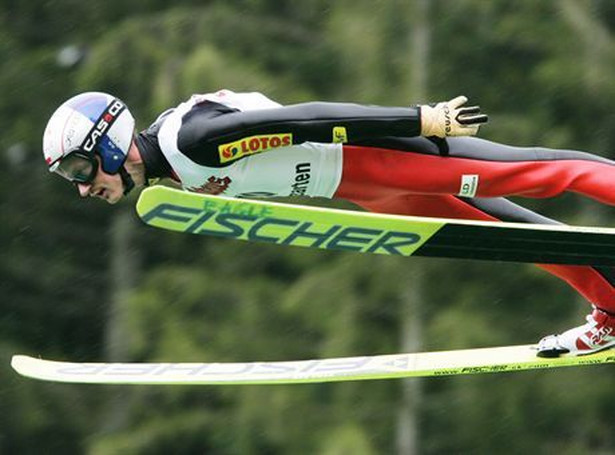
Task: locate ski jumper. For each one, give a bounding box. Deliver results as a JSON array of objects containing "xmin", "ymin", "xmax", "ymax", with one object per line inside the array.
[{"xmin": 136, "ymin": 90, "xmax": 615, "ymax": 314}]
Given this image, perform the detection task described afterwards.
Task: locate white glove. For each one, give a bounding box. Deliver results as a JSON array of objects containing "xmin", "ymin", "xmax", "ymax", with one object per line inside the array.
[{"xmin": 420, "ymin": 96, "xmax": 488, "ymax": 138}]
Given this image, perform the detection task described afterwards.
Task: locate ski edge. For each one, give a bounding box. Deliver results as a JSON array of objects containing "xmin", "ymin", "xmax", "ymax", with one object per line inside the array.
[{"xmin": 11, "ymin": 346, "xmax": 615, "ymax": 385}]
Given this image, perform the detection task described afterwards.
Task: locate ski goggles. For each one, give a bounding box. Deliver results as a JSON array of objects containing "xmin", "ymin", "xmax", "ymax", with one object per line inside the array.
[{"xmin": 49, "ymin": 151, "xmax": 99, "ymax": 185}]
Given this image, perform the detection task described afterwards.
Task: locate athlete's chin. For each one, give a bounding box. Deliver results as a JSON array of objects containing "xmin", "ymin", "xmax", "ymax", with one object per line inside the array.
[
  {"xmin": 107, "ymin": 193, "xmax": 123, "ymax": 204},
  {"xmin": 101, "ymin": 190, "xmax": 124, "ymax": 204}
]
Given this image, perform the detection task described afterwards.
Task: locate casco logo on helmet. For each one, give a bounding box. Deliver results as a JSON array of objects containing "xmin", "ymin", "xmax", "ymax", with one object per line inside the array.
[{"xmin": 82, "ymin": 99, "xmax": 125, "ymax": 153}]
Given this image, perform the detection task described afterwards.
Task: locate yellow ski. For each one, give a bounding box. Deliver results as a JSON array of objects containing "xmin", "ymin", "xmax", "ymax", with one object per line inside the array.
[
  {"xmin": 11, "ymin": 346, "xmax": 615, "ymax": 385},
  {"xmin": 136, "ymin": 186, "xmax": 615, "ymax": 265}
]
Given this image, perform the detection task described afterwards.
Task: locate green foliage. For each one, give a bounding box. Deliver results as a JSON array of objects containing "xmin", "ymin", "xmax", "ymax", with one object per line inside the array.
[{"xmin": 2, "ymin": 0, "xmax": 615, "ymax": 453}]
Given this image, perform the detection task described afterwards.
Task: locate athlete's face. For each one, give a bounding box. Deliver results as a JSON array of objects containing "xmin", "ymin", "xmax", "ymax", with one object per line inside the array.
[{"xmin": 76, "ymin": 155, "xmax": 124, "ymax": 204}]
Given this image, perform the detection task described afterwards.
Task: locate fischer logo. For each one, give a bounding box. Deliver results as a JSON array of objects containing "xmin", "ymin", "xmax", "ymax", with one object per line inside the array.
[
  {"xmin": 141, "ymin": 202, "xmax": 426, "ymax": 256},
  {"xmin": 219, "ymin": 133, "xmax": 292, "ymax": 163},
  {"xmin": 290, "ymin": 162, "xmax": 311, "ymax": 196},
  {"xmin": 83, "ymin": 100, "xmax": 125, "ymax": 152}
]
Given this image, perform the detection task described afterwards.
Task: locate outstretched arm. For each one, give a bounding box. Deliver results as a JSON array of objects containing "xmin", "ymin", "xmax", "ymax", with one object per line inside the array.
[
  {"xmin": 176, "ymin": 95, "xmax": 487, "ymax": 166},
  {"xmin": 187, "ymin": 96, "xmax": 486, "ymax": 142}
]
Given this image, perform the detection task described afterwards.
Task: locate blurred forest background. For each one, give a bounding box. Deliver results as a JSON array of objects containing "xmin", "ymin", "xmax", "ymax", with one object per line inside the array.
[{"xmin": 2, "ymin": 0, "xmax": 615, "ymax": 454}]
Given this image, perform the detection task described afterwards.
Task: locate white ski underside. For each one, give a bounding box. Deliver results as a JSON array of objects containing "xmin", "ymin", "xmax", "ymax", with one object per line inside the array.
[{"xmin": 11, "ymin": 345, "xmax": 615, "ymax": 385}]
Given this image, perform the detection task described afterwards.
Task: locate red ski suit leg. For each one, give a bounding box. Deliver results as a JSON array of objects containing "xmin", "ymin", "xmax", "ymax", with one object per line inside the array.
[
  {"xmin": 333, "ymin": 144, "xmax": 615, "ymax": 313},
  {"xmin": 336, "ymin": 142, "xmax": 615, "ymax": 204}
]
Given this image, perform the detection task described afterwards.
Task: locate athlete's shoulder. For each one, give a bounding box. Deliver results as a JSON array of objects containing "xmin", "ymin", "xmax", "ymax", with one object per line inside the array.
[
  {"xmin": 159, "ymin": 89, "xmax": 282, "ymax": 124},
  {"xmin": 154, "ymin": 89, "xmax": 287, "ymax": 168},
  {"xmin": 155, "ymin": 93, "xmax": 233, "ymax": 142},
  {"xmin": 192, "ymin": 89, "xmax": 283, "ymax": 111}
]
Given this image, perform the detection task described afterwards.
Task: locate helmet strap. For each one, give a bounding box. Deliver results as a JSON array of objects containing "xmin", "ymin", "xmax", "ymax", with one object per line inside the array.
[{"xmin": 119, "ymin": 166, "xmax": 135, "ymax": 196}]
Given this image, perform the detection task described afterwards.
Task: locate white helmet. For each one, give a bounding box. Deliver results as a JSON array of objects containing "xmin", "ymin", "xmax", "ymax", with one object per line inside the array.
[{"xmin": 43, "ymin": 92, "xmax": 135, "ymax": 189}]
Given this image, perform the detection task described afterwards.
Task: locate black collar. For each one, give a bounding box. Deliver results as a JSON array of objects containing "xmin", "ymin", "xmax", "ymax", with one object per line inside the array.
[{"xmin": 135, "ymin": 129, "xmax": 173, "ymax": 186}]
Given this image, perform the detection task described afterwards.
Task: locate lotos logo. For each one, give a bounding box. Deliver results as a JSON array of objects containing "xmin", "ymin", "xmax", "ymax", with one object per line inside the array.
[{"xmin": 219, "ymin": 133, "xmax": 292, "ymax": 163}]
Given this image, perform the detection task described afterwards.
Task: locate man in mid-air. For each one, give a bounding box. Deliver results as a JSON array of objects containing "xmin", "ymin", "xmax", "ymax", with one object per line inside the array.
[{"xmin": 43, "ymin": 90, "xmax": 615, "ymax": 357}]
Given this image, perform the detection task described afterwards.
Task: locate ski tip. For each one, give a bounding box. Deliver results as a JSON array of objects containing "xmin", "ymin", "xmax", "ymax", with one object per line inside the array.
[
  {"xmin": 11, "ymin": 355, "xmax": 31, "ymax": 376},
  {"xmin": 135, "ymin": 186, "xmax": 155, "ymax": 214},
  {"xmin": 11, "ymin": 355, "xmax": 59, "ymax": 382}
]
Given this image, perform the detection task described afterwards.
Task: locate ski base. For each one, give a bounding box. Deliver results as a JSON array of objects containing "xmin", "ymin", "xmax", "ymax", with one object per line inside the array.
[{"xmin": 11, "ymin": 346, "xmax": 615, "ymax": 385}]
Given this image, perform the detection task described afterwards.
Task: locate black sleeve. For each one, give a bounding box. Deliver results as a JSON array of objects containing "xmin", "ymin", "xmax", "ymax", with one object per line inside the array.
[{"xmin": 177, "ymin": 101, "xmax": 421, "ymax": 167}]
